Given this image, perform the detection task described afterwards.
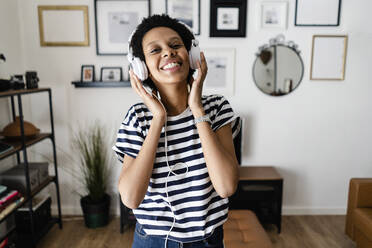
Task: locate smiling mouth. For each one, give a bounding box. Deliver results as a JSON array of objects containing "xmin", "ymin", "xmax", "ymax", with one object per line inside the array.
[{"xmin": 161, "ymin": 62, "xmax": 182, "ymax": 70}]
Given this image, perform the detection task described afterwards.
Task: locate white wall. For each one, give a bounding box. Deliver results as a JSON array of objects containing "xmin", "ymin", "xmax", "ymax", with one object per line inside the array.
[{"xmin": 1, "ymin": 0, "xmax": 371, "ymax": 215}]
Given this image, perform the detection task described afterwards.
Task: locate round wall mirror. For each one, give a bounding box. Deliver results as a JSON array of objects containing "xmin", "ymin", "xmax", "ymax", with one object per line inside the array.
[{"xmin": 253, "ymin": 36, "xmax": 304, "ymax": 96}]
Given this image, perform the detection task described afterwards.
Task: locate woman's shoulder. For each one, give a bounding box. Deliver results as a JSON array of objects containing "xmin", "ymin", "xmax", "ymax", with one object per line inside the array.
[{"xmin": 202, "ymin": 94, "xmax": 227, "ymax": 106}]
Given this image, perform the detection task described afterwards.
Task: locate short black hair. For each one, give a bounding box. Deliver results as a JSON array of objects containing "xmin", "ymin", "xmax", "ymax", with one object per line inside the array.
[{"xmin": 130, "ymin": 14, "xmax": 195, "ymax": 88}]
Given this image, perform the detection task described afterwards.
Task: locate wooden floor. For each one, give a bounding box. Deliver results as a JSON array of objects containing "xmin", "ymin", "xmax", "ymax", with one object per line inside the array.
[{"xmin": 38, "ymin": 215, "xmax": 356, "ymax": 248}]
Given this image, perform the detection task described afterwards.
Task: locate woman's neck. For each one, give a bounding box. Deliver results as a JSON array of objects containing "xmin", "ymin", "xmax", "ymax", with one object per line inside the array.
[{"xmin": 157, "ymin": 83, "xmax": 189, "ymax": 116}]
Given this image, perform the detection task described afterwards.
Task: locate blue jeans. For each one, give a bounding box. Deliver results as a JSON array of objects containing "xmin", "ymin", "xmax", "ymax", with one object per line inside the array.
[{"xmin": 132, "ymin": 222, "xmax": 224, "ymax": 248}]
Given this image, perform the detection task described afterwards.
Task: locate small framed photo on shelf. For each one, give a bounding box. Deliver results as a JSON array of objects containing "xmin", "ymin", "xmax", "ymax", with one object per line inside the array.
[
  {"xmin": 210, "ymin": 0, "xmax": 247, "ymax": 37},
  {"xmin": 295, "ymin": 0, "xmax": 341, "ymax": 26},
  {"xmin": 100, "ymin": 67, "xmax": 122, "ymax": 82},
  {"xmin": 166, "ymin": 0, "xmax": 200, "ymax": 35},
  {"xmin": 260, "ymin": 1, "xmax": 288, "ymax": 29},
  {"xmin": 81, "ymin": 65, "xmax": 95, "ymax": 82},
  {"xmin": 95, "ymin": 0, "xmax": 150, "ymax": 55},
  {"xmin": 310, "ymin": 35, "xmax": 348, "ymax": 80}
]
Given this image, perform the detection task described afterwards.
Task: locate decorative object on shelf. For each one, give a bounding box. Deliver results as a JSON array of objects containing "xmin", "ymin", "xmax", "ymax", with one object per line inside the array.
[
  {"xmin": 71, "ymin": 122, "xmax": 112, "ymax": 228},
  {"xmin": 260, "ymin": 1, "xmax": 288, "ymax": 29},
  {"xmin": 166, "ymin": 0, "xmax": 200, "ymax": 35},
  {"xmin": 25, "ymin": 71, "xmax": 39, "ymax": 89},
  {"xmin": 9, "ymin": 75, "xmax": 25, "ymax": 90},
  {"xmin": 81, "ymin": 65, "xmax": 95, "ymax": 82},
  {"xmin": 210, "ymin": 0, "xmax": 247, "ymax": 37},
  {"xmin": 203, "ymin": 48, "xmax": 235, "ymax": 96},
  {"xmin": 100, "ymin": 67, "xmax": 122, "ymax": 82},
  {"xmin": 253, "ymin": 34, "xmax": 304, "ymax": 96},
  {"xmin": 1, "ymin": 117, "xmax": 40, "ymax": 141},
  {"xmin": 295, "ymin": 0, "xmax": 341, "ymax": 26},
  {"xmin": 95, "ymin": 0, "xmax": 150, "ymax": 55},
  {"xmin": 310, "ymin": 35, "xmax": 348, "ymax": 80},
  {"xmin": 38, "ymin": 5, "xmax": 89, "ymax": 46}
]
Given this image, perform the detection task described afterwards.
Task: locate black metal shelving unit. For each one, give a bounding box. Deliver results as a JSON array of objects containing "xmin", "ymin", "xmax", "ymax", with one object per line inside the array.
[
  {"xmin": 0, "ymin": 88, "xmax": 62, "ymax": 247},
  {"xmin": 71, "ymin": 81, "xmax": 130, "ymax": 88}
]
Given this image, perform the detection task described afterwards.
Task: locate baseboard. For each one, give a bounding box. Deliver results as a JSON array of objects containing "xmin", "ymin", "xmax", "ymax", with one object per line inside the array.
[
  {"xmin": 51, "ymin": 205, "xmax": 121, "ymax": 216},
  {"xmin": 283, "ymin": 207, "xmax": 347, "ymax": 215}
]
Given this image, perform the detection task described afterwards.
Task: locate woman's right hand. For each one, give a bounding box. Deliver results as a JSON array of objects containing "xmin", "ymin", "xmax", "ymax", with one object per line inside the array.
[{"xmin": 129, "ymin": 70, "xmax": 166, "ymax": 124}]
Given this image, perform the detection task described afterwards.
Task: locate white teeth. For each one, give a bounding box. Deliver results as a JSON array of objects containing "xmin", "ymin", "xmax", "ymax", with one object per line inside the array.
[{"xmin": 163, "ymin": 62, "xmax": 180, "ymax": 70}]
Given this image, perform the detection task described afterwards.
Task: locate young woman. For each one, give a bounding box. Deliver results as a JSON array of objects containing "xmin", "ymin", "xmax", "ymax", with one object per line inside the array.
[{"xmin": 113, "ymin": 14, "xmax": 241, "ymax": 248}]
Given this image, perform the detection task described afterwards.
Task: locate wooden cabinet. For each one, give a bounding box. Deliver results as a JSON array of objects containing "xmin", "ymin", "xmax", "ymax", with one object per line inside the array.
[{"xmin": 229, "ymin": 166, "xmax": 283, "ymax": 233}]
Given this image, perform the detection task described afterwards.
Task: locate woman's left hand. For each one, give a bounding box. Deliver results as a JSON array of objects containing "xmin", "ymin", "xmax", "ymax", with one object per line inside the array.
[{"xmin": 188, "ymin": 52, "xmax": 208, "ymax": 113}]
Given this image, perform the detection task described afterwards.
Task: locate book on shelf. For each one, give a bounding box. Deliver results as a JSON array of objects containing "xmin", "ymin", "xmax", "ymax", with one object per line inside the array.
[
  {"xmin": 0, "ymin": 185, "xmax": 6, "ymax": 195},
  {"xmin": 0, "ymin": 190, "xmax": 20, "ymax": 205},
  {"xmin": 0, "ymin": 192, "xmax": 21, "ymax": 212},
  {"xmin": 0, "ymin": 197, "xmax": 24, "ymax": 220}
]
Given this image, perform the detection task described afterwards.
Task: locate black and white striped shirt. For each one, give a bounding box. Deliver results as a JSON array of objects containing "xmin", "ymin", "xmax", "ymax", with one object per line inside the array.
[{"xmin": 113, "ymin": 94, "xmax": 240, "ymax": 242}]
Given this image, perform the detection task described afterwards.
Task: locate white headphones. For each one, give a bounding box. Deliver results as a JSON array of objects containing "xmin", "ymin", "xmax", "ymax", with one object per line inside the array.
[{"xmin": 127, "ymin": 22, "xmax": 201, "ymax": 83}]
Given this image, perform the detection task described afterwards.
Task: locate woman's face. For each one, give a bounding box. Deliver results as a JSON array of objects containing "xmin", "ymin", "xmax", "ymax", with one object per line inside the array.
[{"xmin": 142, "ymin": 27, "xmax": 190, "ymax": 87}]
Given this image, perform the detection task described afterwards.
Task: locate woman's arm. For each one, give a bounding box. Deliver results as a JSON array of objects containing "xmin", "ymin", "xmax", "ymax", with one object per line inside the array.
[
  {"xmin": 193, "ymin": 108, "xmax": 239, "ymax": 198},
  {"xmin": 118, "ymin": 116, "xmax": 164, "ymax": 209}
]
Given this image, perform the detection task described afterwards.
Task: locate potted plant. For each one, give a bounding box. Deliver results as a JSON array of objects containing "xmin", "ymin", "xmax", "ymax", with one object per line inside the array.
[{"xmin": 72, "ymin": 122, "xmax": 112, "ymax": 228}]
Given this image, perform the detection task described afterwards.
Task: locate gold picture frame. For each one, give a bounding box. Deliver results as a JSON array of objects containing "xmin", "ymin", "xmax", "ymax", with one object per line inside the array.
[
  {"xmin": 310, "ymin": 35, "xmax": 348, "ymax": 80},
  {"xmin": 38, "ymin": 5, "xmax": 89, "ymax": 46}
]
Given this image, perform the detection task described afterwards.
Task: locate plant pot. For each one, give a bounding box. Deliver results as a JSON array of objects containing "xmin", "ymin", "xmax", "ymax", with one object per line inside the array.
[{"xmin": 80, "ymin": 193, "xmax": 110, "ymax": 228}]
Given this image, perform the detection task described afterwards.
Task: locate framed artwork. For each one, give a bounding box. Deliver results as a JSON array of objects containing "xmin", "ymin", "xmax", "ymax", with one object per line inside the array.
[
  {"xmin": 260, "ymin": 2, "xmax": 288, "ymax": 29},
  {"xmin": 295, "ymin": 0, "xmax": 341, "ymax": 26},
  {"xmin": 203, "ymin": 48, "xmax": 235, "ymax": 96},
  {"xmin": 310, "ymin": 35, "xmax": 348, "ymax": 80},
  {"xmin": 101, "ymin": 67, "xmax": 123, "ymax": 81},
  {"xmin": 81, "ymin": 65, "xmax": 95, "ymax": 82},
  {"xmin": 94, "ymin": 0, "xmax": 150, "ymax": 55},
  {"xmin": 210, "ymin": 0, "xmax": 247, "ymax": 37},
  {"xmin": 38, "ymin": 5, "xmax": 89, "ymax": 46},
  {"xmin": 166, "ymin": 0, "xmax": 200, "ymax": 35}
]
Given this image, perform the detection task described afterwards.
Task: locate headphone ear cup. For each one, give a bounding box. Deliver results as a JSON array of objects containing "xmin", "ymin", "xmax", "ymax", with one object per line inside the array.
[
  {"xmin": 131, "ymin": 57, "xmax": 148, "ymax": 81},
  {"xmin": 189, "ymin": 43, "xmax": 201, "ymax": 69}
]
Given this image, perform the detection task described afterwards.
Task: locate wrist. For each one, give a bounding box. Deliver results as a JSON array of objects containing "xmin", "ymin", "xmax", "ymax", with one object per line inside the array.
[
  {"xmin": 191, "ymin": 107, "xmax": 205, "ymax": 118},
  {"xmin": 152, "ymin": 115, "xmax": 166, "ymax": 126}
]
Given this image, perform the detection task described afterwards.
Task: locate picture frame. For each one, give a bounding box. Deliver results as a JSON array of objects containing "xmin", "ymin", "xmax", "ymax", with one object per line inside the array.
[
  {"xmin": 94, "ymin": 0, "xmax": 150, "ymax": 55},
  {"xmin": 210, "ymin": 0, "xmax": 247, "ymax": 37},
  {"xmin": 101, "ymin": 67, "xmax": 123, "ymax": 82},
  {"xmin": 81, "ymin": 65, "xmax": 95, "ymax": 82},
  {"xmin": 260, "ymin": 2, "xmax": 288, "ymax": 29},
  {"xmin": 203, "ymin": 48, "xmax": 235, "ymax": 96},
  {"xmin": 166, "ymin": 0, "xmax": 200, "ymax": 35},
  {"xmin": 295, "ymin": 0, "xmax": 341, "ymax": 26},
  {"xmin": 38, "ymin": 5, "xmax": 89, "ymax": 46},
  {"xmin": 310, "ymin": 35, "xmax": 348, "ymax": 80}
]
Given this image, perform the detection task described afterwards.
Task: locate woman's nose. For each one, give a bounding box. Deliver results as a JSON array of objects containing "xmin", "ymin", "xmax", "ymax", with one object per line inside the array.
[{"xmin": 162, "ymin": 47, "xmax": 176, "ymax": 57}]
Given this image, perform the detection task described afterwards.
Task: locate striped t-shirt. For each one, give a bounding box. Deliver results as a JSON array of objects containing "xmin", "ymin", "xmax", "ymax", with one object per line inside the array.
[{"xmin": 113, "ymin": 94, "xmax": 240, "ymax": 243}]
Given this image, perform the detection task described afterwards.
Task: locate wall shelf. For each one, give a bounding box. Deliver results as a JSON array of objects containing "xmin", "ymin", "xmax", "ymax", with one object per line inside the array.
[{"xmin": 71, "ymin": 81, "xmax": 130, "ymax": 88}]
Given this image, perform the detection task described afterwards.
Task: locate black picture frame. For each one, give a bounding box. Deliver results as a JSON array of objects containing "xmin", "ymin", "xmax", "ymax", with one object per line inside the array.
[
  {"xmin": 94, "ymin": 0, "xmax": 151, "ymax": 55},
  {"xmin": 295, "ymin": 0, "xmax": 342, "ymax": 26},
  {"xmin": 100, "ymin": 67, "xmax": 123, "ymax": 82},
  {"xmin": 210, "ymin": 0, "xmax": 247, "ymax": 37},
  {"xmin": 81, "ymin": 65, "xmax": 95, "ymax": 82},
  {"xmin": 165, "ymin": 0, "xmax": 201, "ymax": 35}
]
